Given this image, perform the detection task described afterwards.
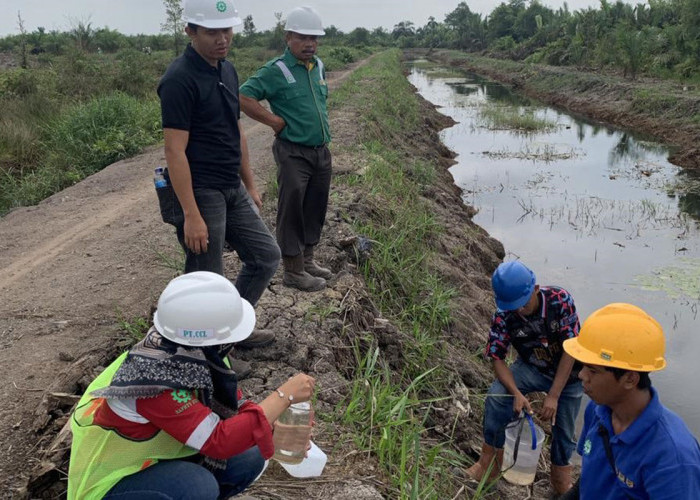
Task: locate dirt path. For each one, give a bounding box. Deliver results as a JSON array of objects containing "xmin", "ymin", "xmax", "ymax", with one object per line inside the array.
[{"xmin": 0, "ymin": 61, "xmax": 381, "ymax": 498}]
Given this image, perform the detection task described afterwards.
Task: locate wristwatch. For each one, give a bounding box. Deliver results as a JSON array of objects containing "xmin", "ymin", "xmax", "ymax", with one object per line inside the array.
[{"xmin": 276, "ymin": 389, "xmax": 294, "ymax": 402}]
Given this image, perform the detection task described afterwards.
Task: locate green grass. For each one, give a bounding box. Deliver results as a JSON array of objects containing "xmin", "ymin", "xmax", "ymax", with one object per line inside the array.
[
  {"xmin": 0, "ymin": 92, "xmax": 161, "ymax": 214},
  {"xmin": 342, "ymin": 343, "xmax": 454, "ymax": 499},
  {"xmin": 332, "ymin": 50, "xmax": 483, "ymax": 498},
  {"xmin": 478, "ymin": 104, "xmax": 558, "ymax": 132},
  {"xmin": 117, "ymin": 314, "xmax": 151, "ymax": 344},
  {"xmin": 0, "ymin": 44, "xmax": 368, "ymax": 217},
  {"xmin": 631, "ymin": 89, "xmax": 678, "ymax": 115}
]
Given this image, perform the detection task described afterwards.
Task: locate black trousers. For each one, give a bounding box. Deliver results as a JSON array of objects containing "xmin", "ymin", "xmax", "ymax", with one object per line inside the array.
[{"xmin": 272, "ymin": 138, "xmax": 332, "ymax": 257}]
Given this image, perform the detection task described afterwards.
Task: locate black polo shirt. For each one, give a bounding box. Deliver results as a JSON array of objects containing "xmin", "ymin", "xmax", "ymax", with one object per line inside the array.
[{"xmin": 158, "ymin": 44, "xmax": 241, "ymax": 189}]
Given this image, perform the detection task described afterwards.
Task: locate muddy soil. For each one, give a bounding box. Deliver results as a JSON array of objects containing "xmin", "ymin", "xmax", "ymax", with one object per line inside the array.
[
  {"xmin": 0, "ymin": 55, "xmax": 522, "ymax": 500},
  {"xmin": 426, "ymin": 49, "xmax": 700, "ymax": 170}
]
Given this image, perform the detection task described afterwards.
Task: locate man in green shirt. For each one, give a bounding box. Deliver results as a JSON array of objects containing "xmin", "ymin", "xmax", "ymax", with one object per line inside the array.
[{"xmin": 240, "ymin": 6, "xmax": 332, "ymax": 292}]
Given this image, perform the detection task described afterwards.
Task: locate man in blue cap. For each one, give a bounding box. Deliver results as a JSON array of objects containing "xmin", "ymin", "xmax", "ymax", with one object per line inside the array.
[{"xmin": 466, "ymin": 261, "xmax": 583, "ymax": 496}]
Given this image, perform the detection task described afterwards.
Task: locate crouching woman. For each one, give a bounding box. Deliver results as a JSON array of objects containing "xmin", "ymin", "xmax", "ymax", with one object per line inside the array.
[{"xmin": 67, "ymin": 271, "xmax": 314, "ymax": 499}]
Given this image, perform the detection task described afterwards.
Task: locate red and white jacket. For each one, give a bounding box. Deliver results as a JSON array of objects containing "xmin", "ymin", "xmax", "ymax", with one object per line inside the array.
[{"xmin": 93, "ymin": 388, "xmax": 274, "ymax": 459}]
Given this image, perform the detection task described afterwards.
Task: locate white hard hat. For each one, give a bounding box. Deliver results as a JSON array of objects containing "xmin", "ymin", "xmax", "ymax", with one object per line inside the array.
[
  {"xmin": 285, "ymin": 6, "xmax": 325, "ymax": 36},
  {"xmin": 184, "ymin": 0, "xmax": 242, "ymax": 29},
  {"xmin": 153, "ymin": 272, "xmax": 255, "ymax": 346}
]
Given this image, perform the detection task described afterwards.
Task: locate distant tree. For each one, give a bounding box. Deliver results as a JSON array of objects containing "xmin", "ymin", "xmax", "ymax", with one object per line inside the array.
[
  {"xmin": 17, "ymin": 11, "xmax": 28, "ymax": 68},
  {"xmin": 445, "ymin": 2, "xmax": 486, "ymax": 49},
  {"xmin": 392, "ymin": 20, "xmax": 415, "ymax": 39},
  {"xmin": 370, "ymin": 27, "xmax": 391, "ymax": 46},
  {"xmin": 243, "ymin": 15, "xmax": 256, "ymax": 37},
  {"xmin": 347, "ymin": 27, "xmax": 370, "ymax": 46},
  {"xmin": 615, "ymin": 21, "xmax": 649, "ymax": 78},
  {"xmin": 324, "ymin": 25, "xmax": 342, "ymax": 40},
  {"xmin": 27, "ymin": 26, "xmax": 46, "ymax": 52},
  {"xmin": 680, "ymin": 0, "xmax": 700, "ymax": 64},
  {"xmin": 487, "ymin": 0, "xmax": 526, "ymax": 41},
  {"xmin": 94, "ymin": 28, "xmax": 126, "ymax": 52},
  {"xmin": 420, "ymin": 16, "xmax": 455, "ymax": 49},
  {"xmin": 161, "ymin": 0, "xmax": 185, "ymax": 55},
  {"xmin": 268, "ymin": 12, "xmax": 286, "ymax": 50},
  {"xmin": 68, "ymin": 17, "xmax": 95, "ymax": 51}
]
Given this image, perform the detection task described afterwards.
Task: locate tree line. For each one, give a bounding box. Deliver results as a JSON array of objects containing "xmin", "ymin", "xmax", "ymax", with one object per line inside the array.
[
  {"xmin": 404, "ymin": 0, "xmax": 700, "ymax": 80},
  {"xmin": 2, "ymin": 0, "xmax": 698, "ymax": 80}
]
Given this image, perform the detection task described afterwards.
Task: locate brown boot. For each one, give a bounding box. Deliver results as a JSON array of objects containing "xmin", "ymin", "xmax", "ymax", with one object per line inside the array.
[
  {"xmin": 283, "ymin": 255, "xmax": 326, "ymax": 292},
  {"xmin": 303, "ymin": 246, "xmax": 332, "ymax": 279},
  {"xmin": 465, "ymin": 443, "xmax": 504, "ymax": 483},
  {"xmin": 550, "ymin": 464, "xmax": 573, "ymax": 495}
]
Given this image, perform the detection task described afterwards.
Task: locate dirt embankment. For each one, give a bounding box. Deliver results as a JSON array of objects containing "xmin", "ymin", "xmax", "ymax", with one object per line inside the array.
[
  {"xmin": 0, "ymin": 54, "xmax": 535, "ymax": 499},
  {"xmin": 426, "ymin": 49, "xmax": 700, "ymax": 170}
]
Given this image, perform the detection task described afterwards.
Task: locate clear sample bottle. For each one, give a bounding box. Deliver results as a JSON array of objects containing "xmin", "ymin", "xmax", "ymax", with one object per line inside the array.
[{"xmin": 272, "ymin": 402, "xmax": 313, "ymax": 465}]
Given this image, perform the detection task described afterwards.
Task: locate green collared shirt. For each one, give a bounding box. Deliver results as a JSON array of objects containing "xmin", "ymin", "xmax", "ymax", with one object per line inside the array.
[{"xmin": 240, "ymin": 48, "xmax": 331, "ymax": 147}]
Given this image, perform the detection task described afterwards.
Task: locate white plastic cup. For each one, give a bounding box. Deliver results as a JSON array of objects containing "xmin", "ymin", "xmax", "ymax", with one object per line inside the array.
[
  {"xmin": 502, "ymin": 417, "xmax": 545, "ymax": 486},
  {"xmin": 278, "ymin": 441, "xmax": 328, "ymax": 478}
]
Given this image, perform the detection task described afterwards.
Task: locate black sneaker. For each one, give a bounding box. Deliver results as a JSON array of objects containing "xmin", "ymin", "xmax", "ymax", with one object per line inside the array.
[{"xmin": 235, "ymin": 329, "xmax": 275, "ymax": 349}]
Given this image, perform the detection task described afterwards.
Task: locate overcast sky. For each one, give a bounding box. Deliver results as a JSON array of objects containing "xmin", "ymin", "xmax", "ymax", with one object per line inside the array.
[{"xmin": 0, "ymin": 0, "xmax": 621, "ymax": 37}]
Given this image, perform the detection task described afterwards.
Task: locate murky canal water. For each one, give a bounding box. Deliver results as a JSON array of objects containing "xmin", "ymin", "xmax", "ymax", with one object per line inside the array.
[{"xmin": 408, "ymin": 61, "xmax": 700, "ymax": 436}]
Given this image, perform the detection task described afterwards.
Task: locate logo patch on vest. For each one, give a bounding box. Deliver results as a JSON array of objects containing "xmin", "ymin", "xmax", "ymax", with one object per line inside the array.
[{"xmin": 171, "ymin": 390, "xmax": 193, "ymax": 404}]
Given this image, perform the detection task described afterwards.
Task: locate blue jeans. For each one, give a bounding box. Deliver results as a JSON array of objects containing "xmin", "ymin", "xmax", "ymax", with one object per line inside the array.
[
  {"xmin": 175, "ymin": 185, "xmax": 281, "ymax": 306},
  {"xmin": 104, "ymin": 446, "xmax": 265, "ymax": 499},
  {"xmin": 483, "ymin": 359, "xmax": 583, "ymax": 466}
]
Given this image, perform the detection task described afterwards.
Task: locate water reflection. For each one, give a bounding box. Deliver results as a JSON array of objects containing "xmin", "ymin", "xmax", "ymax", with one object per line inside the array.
[{"xmin": 407, "ymin": 61, "xmax": 700, "ymax": 436}]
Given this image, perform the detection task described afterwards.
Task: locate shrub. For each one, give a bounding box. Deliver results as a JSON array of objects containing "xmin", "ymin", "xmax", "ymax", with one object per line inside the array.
[
  {"xmin": 329, "ymin": 47, "xmax": 354, "ymax": 64},
  {"xmin": 45, "ymin": 92, "xmax": 161, "ymax": 174},
  {"xmin": 0, "ymin": 69, "xmax": 38, "ymax": 97},
  {"xmin": 111, "ymin": 49, "xmax": 158, "ymax": 98}
]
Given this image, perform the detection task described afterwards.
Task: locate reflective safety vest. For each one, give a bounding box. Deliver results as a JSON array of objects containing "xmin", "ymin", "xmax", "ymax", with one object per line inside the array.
[{"xmin": 67, "ymin": 352, "xmax": 199, "ymax": 499}]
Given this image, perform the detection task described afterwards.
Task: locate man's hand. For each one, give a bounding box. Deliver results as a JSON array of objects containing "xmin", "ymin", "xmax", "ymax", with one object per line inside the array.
[
  {"xmin": 539, "ymin": 393, "xmax": 558, "ymax": 423},
  {"xmin": 248, "ymin": 187, "xmax": 263, "ymax": 211},
  {"xmin": 513, "ymin": 391, "xmax": 533, "ymax": 415},
  {"xmin": 184, "ymin": 214, "xmax": 208, "ymax": 254},
  {"xmin": 271, "ymin": 115, "xmax": 286, "ymax": 135}
]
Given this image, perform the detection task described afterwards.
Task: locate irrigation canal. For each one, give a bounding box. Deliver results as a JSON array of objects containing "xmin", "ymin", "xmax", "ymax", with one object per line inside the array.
[{"xmin": 407, "ymin": 60, "xmax": 700, "ymax": 436}]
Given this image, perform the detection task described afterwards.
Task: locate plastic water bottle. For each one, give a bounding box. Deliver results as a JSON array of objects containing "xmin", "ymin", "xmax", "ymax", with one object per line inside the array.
[
  {"xmin": 272, "ymin": 402, "xmax": 313, "ymax": 465},
  {"xmin": 154, "ymin": 166, "xmax": 167, "ymax": 188}
]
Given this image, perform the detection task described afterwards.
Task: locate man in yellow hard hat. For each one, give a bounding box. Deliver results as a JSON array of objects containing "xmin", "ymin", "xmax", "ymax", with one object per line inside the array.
[{"xmin": 562, "ymin": 303, "xmax": 700, "ymax": 499}]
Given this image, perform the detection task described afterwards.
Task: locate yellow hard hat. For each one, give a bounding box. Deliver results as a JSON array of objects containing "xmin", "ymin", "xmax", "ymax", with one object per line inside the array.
[{"xmin": 563, "ymin": 303, "xmax": 666, "ymax": 372}]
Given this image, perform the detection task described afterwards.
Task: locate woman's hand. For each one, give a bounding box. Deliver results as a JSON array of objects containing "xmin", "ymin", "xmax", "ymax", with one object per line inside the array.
[{"xmin": 278, "ymin": 373, "xmax": 315, "ymax": 403}]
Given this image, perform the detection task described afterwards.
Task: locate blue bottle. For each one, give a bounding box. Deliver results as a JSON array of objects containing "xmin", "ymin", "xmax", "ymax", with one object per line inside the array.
[{"xmin": 154, "ymin": 166, "xmax": 167, "ymax": 189}]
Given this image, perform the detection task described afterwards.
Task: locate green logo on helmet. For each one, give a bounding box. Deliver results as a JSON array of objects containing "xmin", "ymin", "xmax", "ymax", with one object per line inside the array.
[
  {"xmin": 216, "ymin": 1, "xmax": 227, "ymax": 12},
  {"xmin": 171, "ymin": 389, "xmax": 192, "ymax": 404}
]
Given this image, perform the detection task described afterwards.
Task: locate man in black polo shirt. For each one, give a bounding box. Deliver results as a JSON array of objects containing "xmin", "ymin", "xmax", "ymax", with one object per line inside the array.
[{"xmin": 157, "ymin": 0, "xmax": 280, "ymax": 361}]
